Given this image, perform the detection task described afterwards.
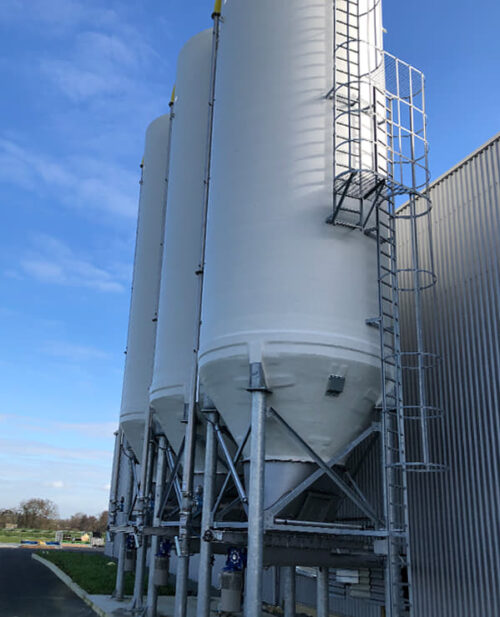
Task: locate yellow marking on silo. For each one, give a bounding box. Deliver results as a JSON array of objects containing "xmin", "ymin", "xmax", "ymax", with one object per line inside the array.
[{"xmin": 213, "ymin": 0, "xmax": 222, "ymax": 16}]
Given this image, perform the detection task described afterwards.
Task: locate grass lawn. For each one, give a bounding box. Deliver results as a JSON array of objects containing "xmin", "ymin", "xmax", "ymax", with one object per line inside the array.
[
  {"xmin": 37, "ymin": 550, "xmax": 175, "ymax": 596},
  {"xmin": 0, "ymin": 529, "xmax": 57, "ymax": 544}
]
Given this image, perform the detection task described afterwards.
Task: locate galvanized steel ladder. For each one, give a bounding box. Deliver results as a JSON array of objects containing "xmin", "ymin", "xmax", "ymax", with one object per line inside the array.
[{"xmin": 329, "ymin": 1, "xmax": 440, "ymax": 615}]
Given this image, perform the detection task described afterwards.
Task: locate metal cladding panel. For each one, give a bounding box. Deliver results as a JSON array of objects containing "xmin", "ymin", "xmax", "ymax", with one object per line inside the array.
[
  {"xmin": 199, "ymin": 0, "xmax": 384, "ymax": 467},
  {"xmin": 397, "ymin": 133, "xmax": 500, "ymax": 617},
  {"xmin": 120, "ymin": 114, "xmax": 170, "ymax": 461},
  {"xmin": 149, "ymin": 29, "xmax": 213, "ymax": 462}
]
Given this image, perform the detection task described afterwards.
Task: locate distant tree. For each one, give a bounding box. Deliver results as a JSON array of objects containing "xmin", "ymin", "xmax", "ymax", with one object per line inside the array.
[
  {"xmin": 67, "ymin": 512, "xmax": 87, "ymax": 530},
  {"xmin": 17, "ymin": 498, "xmax": 58, "ymax": 529},
  {"xmin": 0, "ymin": 509, "xmax": 17, "ymax": 526},
  {"xmin": 95, "ymin": 511, "xmax": 108, "ymax": 535}
]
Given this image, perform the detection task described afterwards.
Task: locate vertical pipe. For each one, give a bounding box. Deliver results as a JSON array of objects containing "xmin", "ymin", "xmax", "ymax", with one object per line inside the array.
[
  {"xmin": 131, "ymin": 410, "xmax": 154, "ymax": 611},
  {"xmin": 174, "ymin": 6, "xmax": 221, "ymax": 617},
  {"xmin": 196, "ymin": 409, "xmax": 218, "ymax": 617},
  {"xmin": 245, "ymin": 363, "xmax": 268, "ymax": 617},
  {"xmin": 174, "ymin": 555, "xmax": 190, "ymax": 617},
  {"xmin": 283, "ymin": 566, "xmax": 296, "ymax": 617},
  {"xmin": 114, "ymin": 441, "xmax": 135, "ymax": 600},
  {"xmin": 317, "ymin": 567, "xmax": 329, "ymax": 617},
  {"xmin": 147, "ymin": 435, "xmax": 168, "ymax": 617}
]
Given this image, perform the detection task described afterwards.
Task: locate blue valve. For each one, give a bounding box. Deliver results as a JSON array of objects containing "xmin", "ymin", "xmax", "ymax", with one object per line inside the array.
[
  {"xmin": 156, "ymin": 539, "xmax": 172, "ymax": 558},
  {"xmin": 224, "ymin": 547, "xmax": 246, "ymax": 572}
]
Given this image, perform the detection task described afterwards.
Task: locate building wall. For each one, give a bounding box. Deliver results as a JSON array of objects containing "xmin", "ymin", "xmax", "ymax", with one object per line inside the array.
[{"xmin": 399, "ymin": 133, "xmax": 500, "ymax": 617}]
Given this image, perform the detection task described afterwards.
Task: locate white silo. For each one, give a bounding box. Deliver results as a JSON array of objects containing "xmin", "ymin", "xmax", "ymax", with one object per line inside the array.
[
  {"xmin": 198, "ymin": 0, "xmax": 385, "ymax": 505},
  {"xmin": 120, "ymin": 114, "xmax": 170, "ymax": 462},
  {"xmin": 149, "ymin": 29, "xmax": 213, "ymax": 470}
]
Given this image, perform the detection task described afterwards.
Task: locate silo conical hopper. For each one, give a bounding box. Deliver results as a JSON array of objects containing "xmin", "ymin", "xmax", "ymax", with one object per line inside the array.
[
  {"xmin": 120, "ymin": 114, "xmax": 170, "ymax": 462},
  {"xmin": 150, "ymin": 29, "xmax": 215, "ymax": 481},
  {"xmin": 199, "ymin": 0, "xmax": 385, "ymax": 508}
]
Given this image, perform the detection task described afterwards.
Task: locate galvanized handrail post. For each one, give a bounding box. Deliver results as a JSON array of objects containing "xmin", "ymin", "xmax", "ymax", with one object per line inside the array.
[
  {"xmin": 147, "ymin": 434, "xmax": 168, "ymax": 617},
  {"xmin": 196, "ymin": 403, "xmax": 219, "ymax": 617},
  {"xmin": 245, "ymin": 363, "xmax": 269, "ymax": 617}
]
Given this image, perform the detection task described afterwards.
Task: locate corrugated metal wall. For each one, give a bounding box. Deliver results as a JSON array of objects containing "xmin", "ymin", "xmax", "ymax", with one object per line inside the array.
[
  {"xmin": 329, "ymin": 133, "xmax": 500, "ymax": 617},
  {"xmin": 399, "ymin": 133, "xmax": 500, "ymax": 617}
]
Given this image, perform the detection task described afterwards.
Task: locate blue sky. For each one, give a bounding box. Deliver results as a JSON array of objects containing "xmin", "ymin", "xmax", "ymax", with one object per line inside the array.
[{"xmin": 0, "ymin": 0, "xmax": 498, "ymax": 518}]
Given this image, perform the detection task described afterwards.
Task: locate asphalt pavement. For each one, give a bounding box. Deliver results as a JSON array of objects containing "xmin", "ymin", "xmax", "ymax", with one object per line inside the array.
[{"xmin": 0, "ymin": 548, "xmax": 96, "ymax": 617}]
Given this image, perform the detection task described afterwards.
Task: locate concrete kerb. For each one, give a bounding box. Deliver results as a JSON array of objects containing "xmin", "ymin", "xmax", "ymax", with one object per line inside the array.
[{"xmin": 31, "ymin": 553, "xmax": 109, "ymax": 617}]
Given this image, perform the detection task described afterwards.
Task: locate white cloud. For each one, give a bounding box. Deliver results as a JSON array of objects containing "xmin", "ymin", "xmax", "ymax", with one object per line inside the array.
[
  {"xmin": 0, "ymin": 412, "xmax": 115, "ymax": 516},
  {"xmin": 0, "ymin": 438, "xmax": 111, "ymax": 464},
  {"xmin": 0, "ymin": 414, "xmax": 117, "ymax": 441},
  {"xmin": 40, "ymin": 58, "xmax": 133, "ymax": 102},
  {"xmin": 17, "ymin": 233, "xmax": 128, "ymax": 293},
  {"xmin": 0, "ymin": 0, "xmax": 117, "ymax": 32},
  {"xmin": 0, "ymin": 138, "xmax": 138, "ymax": 218},
  {"xmin": 40, "ymin": 341, "xmax": 110, "ymax": 361},
  {"xmin": 47, "ymin": 480, "xmax": 65, "ymax": 489}
]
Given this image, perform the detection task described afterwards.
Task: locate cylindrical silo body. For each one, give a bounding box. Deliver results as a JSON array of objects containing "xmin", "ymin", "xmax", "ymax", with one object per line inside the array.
[
  {"xmin": 120, "ymin": 114, "xmax": 170, "ymax": 461},
  {"xmin": 149, "ymin": 29, "xmax": 213, "ymax": 471},
  {"xmin": 199, "ymin": 0, "xmax": 384, "ymax": 504}
]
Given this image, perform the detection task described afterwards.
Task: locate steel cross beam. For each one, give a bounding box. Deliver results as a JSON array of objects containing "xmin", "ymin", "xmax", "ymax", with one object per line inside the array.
[
  {"xmin": 267, "ymin": 408, "xmax": 382, "ymax": 527},
  {"xmin": 159, "ymin": 439, "xmax": 185, "ymax": 518},
  {"xmin": 332, "ymin": 430, "xmax": 380, "ymax": 521},
  {"xmin": 165, "ymin": 441, "xmax": 183, "ymax": 507},
  {"xmin": 212, "ymin": 425, "xmax": 251, "ymax": 519},
  {"xmin": 213, "ymin": 422, "xmax": 248, "ymax": 512},
  {"xmin": 266, "ymin": 422, "xmax": 380, "ymax": 519}
]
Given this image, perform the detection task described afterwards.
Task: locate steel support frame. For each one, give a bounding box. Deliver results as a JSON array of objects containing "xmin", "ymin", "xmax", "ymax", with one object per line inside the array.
[
  {"xmin": 114, "ymin": 438, "xmax": 136, "ymax": 600},
  {"xmin": 147, "ymin": 434, "xmax": 168, "ymax": 617},
  {"xmin": 196, "ymin": 408, "xmax": 218, "ymax": 617},
  {"xmin": 244, "ymin": 362, "xmax": 269, "ymax": 617},
  {"xmin": 108, "ymin": 429, "xmax": 123, "ymax": 534},
  {"xmin": 131, "ymin": 409, "xmax": 155, "ymax": 612}
]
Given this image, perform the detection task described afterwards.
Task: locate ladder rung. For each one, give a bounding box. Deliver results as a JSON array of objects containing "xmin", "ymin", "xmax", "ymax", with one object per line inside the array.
[{"xmin": 380, "ymin": 265, "xmax": 397, "ymax": 275}]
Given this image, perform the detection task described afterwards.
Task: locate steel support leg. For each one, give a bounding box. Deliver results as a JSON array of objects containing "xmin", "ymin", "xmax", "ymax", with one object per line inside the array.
[
  {"xmin": 174, "ymin": 405, "xmax": 197, "ymax": 617},
  {"xmin": 132, "ymin": 412, "xmax": 154, "ymax": 612},
  {"xmin": 196, "ymin": 410, "xmax": 218, "ymax": 617},
  {"xmin": 147, "ymin": 435, "xmax": 168, "ymax": 617},
  {"xmin": 283, "ymin": 567, "xmax": 296, "ymax": 617},
  {"xmin": 114, "ymin": 442, "xmax": 134, "ymax": 600},
  {"xmin": 317, "ymin": 567, "xmax": 329, "ymax": 617},
  {"xmin": 245, "ymin": 363, "xmax": 268, "ymax": 617}
]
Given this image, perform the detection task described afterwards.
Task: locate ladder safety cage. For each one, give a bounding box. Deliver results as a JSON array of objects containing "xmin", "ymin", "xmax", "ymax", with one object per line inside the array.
[{"xmin": 329, "ymin": 1, "xmax": 444, "ymax": 616}]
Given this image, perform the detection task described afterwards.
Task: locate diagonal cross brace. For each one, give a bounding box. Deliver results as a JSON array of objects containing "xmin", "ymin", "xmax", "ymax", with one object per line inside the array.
[
  {"xmin": 159, "ymin": 439, "xmax": 185, "ymax": 518},
  {"xmin": 267, "ymin": 408, "xmax": 383, "ymax": 527},
  {"xmin": 266, "ymin": 422, "xmax": 379, "ymax": 518},
  {"xmin": 212, "ymin": 425, "xmax": 250, "ymax": 519},
  {"xmin": 213, "ymin": 423, "xmax": 248, "ymax": 511}
]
